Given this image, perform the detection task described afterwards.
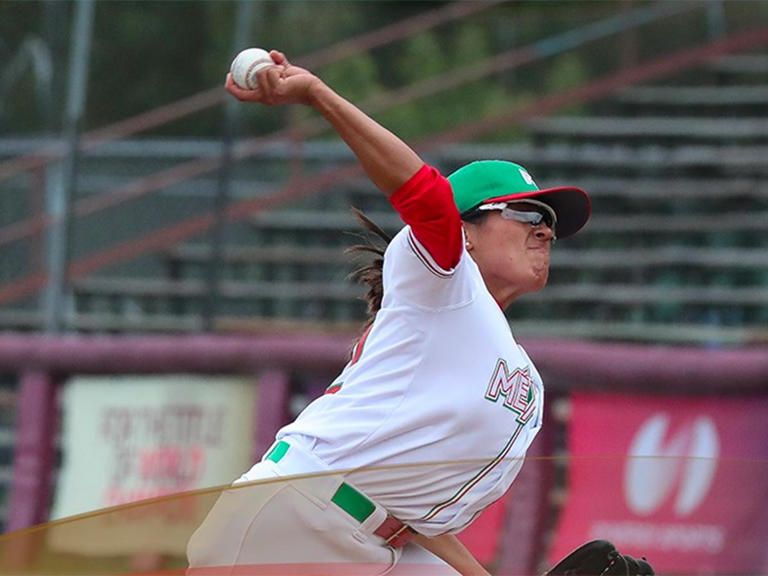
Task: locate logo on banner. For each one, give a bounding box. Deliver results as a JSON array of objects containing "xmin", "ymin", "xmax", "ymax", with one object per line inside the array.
[{"xmin": 624, "ymin": 414, "xmax": 719, "ymax": 517}]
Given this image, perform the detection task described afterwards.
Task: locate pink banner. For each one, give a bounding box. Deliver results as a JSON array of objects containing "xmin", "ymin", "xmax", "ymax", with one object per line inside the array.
[{"xmin": 550, "ymin": 394, "xmax": 768, "ymax": 575}]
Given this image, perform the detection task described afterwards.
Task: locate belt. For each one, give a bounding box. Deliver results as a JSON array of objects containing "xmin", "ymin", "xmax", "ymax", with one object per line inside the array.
[{"xmin": 265, "ymin": 440, "xmax": 414, "ymax": 548}]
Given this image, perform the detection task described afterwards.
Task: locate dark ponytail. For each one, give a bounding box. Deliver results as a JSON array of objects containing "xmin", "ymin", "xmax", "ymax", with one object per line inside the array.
[{"xmin": 346, "ymin": 207, "xmax": 392, "ymax": 333}]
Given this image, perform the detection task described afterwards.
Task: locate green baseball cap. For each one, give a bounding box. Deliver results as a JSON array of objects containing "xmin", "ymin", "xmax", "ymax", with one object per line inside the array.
[{"xmin": 448, "ymin": 160, "xmax": 591, "ymax": 238}]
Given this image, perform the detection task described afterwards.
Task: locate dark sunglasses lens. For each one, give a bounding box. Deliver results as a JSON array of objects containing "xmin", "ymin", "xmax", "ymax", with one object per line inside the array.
[{"xmin": 525, "ymin": 210, "xmax": 552, "ymax": 228}]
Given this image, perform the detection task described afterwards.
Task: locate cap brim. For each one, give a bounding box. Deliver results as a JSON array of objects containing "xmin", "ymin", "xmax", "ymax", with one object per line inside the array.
[{"xmin": 482, "ymin": 186, "xmax": 591, "ymax": 238}]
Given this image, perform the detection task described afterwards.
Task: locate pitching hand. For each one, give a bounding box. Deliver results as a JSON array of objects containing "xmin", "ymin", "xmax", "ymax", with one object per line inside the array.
[{"xmin": 225, "ymin": 50, "xmax": 322, "ymax": 107}]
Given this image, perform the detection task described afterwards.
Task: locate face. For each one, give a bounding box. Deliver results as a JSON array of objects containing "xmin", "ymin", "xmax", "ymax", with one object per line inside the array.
[{"xmin": 463, "ymin": 202, "xmax": 556, "ymax": 308}]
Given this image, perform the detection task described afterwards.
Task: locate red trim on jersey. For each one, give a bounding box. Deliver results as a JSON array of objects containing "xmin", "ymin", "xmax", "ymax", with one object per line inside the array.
[
  {"xmin": 324, "ymin": 383, "xmax": 343, "ymax": 395},
  {"xmin": 406, "ymin": 230, "xmax": 452, "ymax": 279},
  {"xmin": 389, "ymin": 165, "xmax": 463, "ymax": 271},
  {"xmin": 350, "ymin": 324, "xmax": 373, "ymax": 366},
  {"xmin": 325, "ymin": 326, "xmax": 374, "ymax": 395}
]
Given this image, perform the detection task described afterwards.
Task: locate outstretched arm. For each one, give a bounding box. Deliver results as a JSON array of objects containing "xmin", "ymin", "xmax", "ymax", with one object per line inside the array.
[
  {"xmin": 226, "ymin": 48, "xmax": 462, "ymax": 270},
  {"xmin": 225, "ymin": 50, "xmax": 423, "ymax": 196}
]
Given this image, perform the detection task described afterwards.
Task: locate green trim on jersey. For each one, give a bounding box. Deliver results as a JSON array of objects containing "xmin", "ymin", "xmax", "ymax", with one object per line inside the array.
[
  {"xmin": 325, "ymin": 381, "xmax": 343, "ymax": 395},
  {"xmin": 266, "ymin": 440, "xmax": 290, "ymax": 463}
]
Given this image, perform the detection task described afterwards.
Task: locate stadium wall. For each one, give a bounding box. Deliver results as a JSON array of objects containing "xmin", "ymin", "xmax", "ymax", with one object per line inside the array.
[{"xmin": 1, "ymin": 334, "xmax": 766, "ymax": 573}]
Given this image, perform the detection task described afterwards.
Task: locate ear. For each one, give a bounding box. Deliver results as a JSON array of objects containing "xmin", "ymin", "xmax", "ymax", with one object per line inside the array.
[{"xmin": 462, "ymin": 227, "xmax": 474, "ymax": 251}]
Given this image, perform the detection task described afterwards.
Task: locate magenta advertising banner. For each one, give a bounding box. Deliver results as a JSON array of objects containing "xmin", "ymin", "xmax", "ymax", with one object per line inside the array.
[{"xmin": 550, "ymin": 394, "xmax": 768, "ymax": 575}]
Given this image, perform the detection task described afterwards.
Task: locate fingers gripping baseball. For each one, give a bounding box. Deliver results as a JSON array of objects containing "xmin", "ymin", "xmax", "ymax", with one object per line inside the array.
[
  {"xmin": 225, "ymin": 48, "xmax": 320, "ymax": 106},
  {"xmin": 269, "ymin": 50, "xmax": 288, "ymax": 66}
]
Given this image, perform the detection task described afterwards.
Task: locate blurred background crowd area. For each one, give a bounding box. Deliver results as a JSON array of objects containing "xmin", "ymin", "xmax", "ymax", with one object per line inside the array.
[
  {"xmin": 0, "ymin": 1, "xmax": 767, "ymax": 574},
  {"xmin": 1, "ymin": 0, "xmax": 766, "ymax": 342}
]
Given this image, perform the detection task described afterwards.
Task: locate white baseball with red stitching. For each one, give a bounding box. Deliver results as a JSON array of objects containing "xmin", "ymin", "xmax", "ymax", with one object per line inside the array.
[{"xmin": 230, "ymin": 48, "xmax": 274, "ymax": 90}]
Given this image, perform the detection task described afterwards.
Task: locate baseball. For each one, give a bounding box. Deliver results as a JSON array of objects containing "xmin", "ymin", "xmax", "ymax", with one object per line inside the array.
[{"xmin": 230, "ymin": 48, "xmax": 275, "ymax": 90}]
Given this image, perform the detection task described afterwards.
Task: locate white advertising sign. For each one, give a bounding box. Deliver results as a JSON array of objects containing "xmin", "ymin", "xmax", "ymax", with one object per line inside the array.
[{"xmin": 52, "ymin": 375, "xmax": 257, "ymax": 520}]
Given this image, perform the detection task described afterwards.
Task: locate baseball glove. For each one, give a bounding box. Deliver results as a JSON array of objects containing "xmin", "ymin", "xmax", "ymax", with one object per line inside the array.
[{"xmin": 545, "ymin": 540, "xmax": 655, "ymax": 576}]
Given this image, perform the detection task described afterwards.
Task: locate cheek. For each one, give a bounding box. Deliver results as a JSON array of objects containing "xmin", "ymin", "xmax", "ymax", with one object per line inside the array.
[{"xmin": 532, "ymin": 251, "xmax": 550, "ymax": 268}]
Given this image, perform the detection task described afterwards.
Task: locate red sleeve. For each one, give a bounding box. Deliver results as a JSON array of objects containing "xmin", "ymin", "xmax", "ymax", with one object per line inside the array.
[{"xmin": 388, "ymin": 164, "xmax": 463, "ymax": 271}]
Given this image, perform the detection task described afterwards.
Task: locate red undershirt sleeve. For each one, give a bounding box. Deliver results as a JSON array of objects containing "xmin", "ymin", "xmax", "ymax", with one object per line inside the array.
[{"xmin": 388, "ymin": 164, "xmax": 463, "ymax": 271}]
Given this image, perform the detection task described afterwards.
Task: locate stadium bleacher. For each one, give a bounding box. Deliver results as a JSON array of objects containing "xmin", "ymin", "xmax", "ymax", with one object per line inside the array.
[{"xmin": 53, "ymin": 51, "xmax": 768, "ymax": 345}]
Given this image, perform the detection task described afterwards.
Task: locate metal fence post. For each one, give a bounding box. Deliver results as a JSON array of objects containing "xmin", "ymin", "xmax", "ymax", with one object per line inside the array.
[
  {"xmin": 202, "ymin": 0, "xmax": 255, "ymax": 331},
  {"xmin": 44, "ymin": 0, "xmax": 94, "ymax": 333},
  {"xmin": 706, "ymin": 0, "xmax": 726, "ymax": 40}
]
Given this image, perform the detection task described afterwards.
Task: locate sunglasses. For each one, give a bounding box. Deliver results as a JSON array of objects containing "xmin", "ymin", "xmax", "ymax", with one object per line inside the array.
[{"xmin": 472, "ymin": 201, "xmax": 557, "ymax": 231}]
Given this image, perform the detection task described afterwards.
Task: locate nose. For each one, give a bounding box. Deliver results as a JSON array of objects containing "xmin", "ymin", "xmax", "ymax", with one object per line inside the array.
[{"xmin": 534, "ymin": 224, "xmax": 556, "ymax": 242}]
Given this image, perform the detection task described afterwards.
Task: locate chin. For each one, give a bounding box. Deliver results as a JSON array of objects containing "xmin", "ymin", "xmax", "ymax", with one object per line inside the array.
[{"xmin": 531, "ymin": 274, "xmax": 549, "ymax": 293}]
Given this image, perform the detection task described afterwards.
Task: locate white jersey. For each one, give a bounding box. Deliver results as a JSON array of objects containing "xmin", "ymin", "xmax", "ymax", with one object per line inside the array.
[{"xmin": 277, "ymin": 225, "xmax": 544, "ymax": 537}]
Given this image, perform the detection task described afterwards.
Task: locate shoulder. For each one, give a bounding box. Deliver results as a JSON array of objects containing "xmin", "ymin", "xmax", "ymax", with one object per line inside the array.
[{"xmin": 382, "ymin": 226, "xmax": 482, "ymax": 311}]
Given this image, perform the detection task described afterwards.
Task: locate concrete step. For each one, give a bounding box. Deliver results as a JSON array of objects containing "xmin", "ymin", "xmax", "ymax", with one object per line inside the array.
[
  {"xmin": 710, "ymin": 54, "xmax": 768, "ymax": 76},
  {"xmin": 616, "ymin": 85, "xmax": 768, "ymax": 108},
  {"xmin": 526, "ymin": 116, "xmax": 768, "ymax": 143}
]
